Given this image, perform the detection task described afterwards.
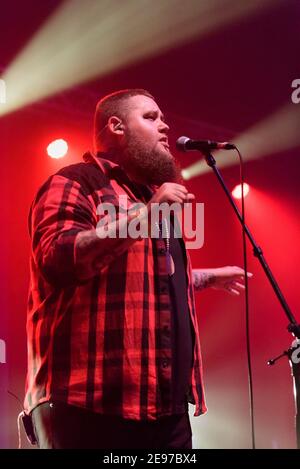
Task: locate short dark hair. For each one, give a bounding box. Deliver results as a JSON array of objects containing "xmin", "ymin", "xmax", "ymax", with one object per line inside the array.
[{"xmin": 94, "ymin": 88, "xmax": 154, "ymax": 151}]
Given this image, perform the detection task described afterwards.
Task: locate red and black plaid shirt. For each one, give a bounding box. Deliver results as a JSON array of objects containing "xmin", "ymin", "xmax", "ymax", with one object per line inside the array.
[{"xmin": 24, "ymin": 153, "xmax": 207, "ymax": 420}]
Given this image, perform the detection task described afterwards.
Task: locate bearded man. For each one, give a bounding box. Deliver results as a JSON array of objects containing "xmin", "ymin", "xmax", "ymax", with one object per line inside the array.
[{"xmin": 24, "ymin": 89, "xmax": 249, "ymax": 449}]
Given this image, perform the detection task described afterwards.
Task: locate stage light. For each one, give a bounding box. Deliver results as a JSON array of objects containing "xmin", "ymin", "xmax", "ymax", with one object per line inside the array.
[
  {"xmin": 47, "ymin": 139, "xmax": 68, "ymax": 159},
  {"xmin": 0, "ymin": 0, "xmax": 276, "ymax": 117},
  {"xmin": 181, "ymin": 169, "xmax": 190, "ymax": 180},
  {"xmin": 232, "ymin": 183, "xmax": 250, "ymax": 199},
  {"xmin": 181, "ymin": 101, "xmax": 300, "ymax": 180}
]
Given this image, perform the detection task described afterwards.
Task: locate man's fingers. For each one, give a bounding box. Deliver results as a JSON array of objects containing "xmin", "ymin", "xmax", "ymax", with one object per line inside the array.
[
  {"xmin": 227, "ymin": 287, "xmax": 240, "ymax": 296},
  {"xmin": 173, "ymin": 188, "xmax": 190, "ymax": 198},
  {"xmin": 233, "ymin": 282, "xmax": 245, "ymax": 290},
  {"xmin": 236, "ymin": 272, "xmax": 253, "ymax": 280},
  {"xmin": 171, "ymin": 195, "xmax": 186, "ymax": 204},
  {"xmin": 168, "ymin": 183, "xmax": 188, "ymax": 193},
  {"xmin": 176, "ymin": 184, "xmax": 188, "ymax": 192},
  {"xmin": 172, "ymin": 191, "xmax": 195, "ymax": 203},
  {"xmin": 153, "ymin": 183, "xmax": 196, "ymax": 205},
  {"xmin": 228, "ymin": 267, "xmax": 253, "ymax": 276}
]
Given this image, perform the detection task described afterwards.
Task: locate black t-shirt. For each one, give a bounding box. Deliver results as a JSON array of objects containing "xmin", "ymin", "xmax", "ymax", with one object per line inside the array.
[
  {"xmin": 128, "ymin": 182, "xmax": 194, "ymax": 414},
  {"xmin": 167, "ymin": 219, "xmax": 195, "ymax": 414}
]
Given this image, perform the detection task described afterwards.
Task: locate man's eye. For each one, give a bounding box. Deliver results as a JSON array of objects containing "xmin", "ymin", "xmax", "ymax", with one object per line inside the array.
[{"xmin": 145, "ymin": 114, "xmax": 155, "ymax": 120}]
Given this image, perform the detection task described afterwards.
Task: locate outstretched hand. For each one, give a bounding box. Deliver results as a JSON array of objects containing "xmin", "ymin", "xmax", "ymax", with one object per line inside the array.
[
  {"xmin": 193, "ymin": 266, "xmax": 253, "ymax": 295},
  {"xmin": 210, "ymin": 266, "xmax": 253, "ymax": 295}
]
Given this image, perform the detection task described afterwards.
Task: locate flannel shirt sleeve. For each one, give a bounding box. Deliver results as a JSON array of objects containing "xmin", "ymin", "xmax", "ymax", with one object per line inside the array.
[
  {"xmin": 30, "ymin": 174, "xmax": 96, "ymax": 286},
  {"xmin": 30, "ymin": 173, "xmax": 145, "ymax": 286}
]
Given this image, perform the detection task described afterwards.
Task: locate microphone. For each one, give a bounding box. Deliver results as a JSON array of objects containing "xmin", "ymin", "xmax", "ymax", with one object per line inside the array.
[{"xmin": 176, "ymin": 136, "xmax": 235, "ymax": 152}]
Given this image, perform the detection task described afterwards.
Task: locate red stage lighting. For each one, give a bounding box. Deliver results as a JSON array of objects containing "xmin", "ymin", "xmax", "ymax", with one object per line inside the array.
[
  {"xmin": 47, "ymin": 139, "xmax": 68, "ymax": 158},
  {"xmin": 232, "ymin": 183, "xmax": 250, "ymax": 199}
]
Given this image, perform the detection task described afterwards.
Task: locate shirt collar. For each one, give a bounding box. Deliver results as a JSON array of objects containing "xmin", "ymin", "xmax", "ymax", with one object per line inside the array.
[
  {"xmin": 82, "ymin": 151, "xmax": 154, "ymax": 202},
  {"xmin": 83, "ymin": 151, "xmax": 120, "ymax": 176}
]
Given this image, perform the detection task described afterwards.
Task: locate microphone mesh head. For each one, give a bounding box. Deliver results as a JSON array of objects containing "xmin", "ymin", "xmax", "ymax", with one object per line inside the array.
[{"xmin": 176, "ymin": 136, "xmax": 189, "ymax": 151}]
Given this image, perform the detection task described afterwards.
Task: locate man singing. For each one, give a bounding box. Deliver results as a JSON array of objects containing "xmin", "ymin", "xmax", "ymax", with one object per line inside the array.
[{"xmin": 25, "ymin": 89, "xmax": 249, "ymax": 449}]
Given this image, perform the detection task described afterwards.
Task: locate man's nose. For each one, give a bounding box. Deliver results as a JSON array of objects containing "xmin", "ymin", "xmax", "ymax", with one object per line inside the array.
[{"xmin": 158, "ymin": 121, "xmax": 169, "ymax": 133}]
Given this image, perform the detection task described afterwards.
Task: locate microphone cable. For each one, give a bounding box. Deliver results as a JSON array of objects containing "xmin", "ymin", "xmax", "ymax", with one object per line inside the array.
[{"xmin": 234, "ymin": 146, "xmax": 255, "ymax": 449}]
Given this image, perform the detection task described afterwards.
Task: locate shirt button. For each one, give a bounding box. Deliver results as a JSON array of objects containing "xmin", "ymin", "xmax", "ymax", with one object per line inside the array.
[
  {"xmin": 162, "ymin": 359, "xmax": 169, "ymax": 368},
  {"xmin": 160, "ymin": 286, "xmax": 167, "ymax": 294},
  {"xmin": 159, "ymin": 248, "xmax": 165, "ymax": 255}
]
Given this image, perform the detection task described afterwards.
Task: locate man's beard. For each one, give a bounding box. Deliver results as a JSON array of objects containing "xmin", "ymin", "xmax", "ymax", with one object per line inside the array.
[{"xmin": 119, "ymin": 134, "xmax": 182, "ymax": 186}]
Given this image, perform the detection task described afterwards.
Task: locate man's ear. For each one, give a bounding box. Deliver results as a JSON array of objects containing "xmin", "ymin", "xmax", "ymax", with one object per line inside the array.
[{"xmin": 107, "ymin": 116, "xmax": 124, "ymax": 134}]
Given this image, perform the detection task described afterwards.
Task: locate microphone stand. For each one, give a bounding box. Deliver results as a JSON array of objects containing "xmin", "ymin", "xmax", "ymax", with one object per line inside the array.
[{"xmin": 202, "ymin": 150, "xmax": 300, "ymax": 449}]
